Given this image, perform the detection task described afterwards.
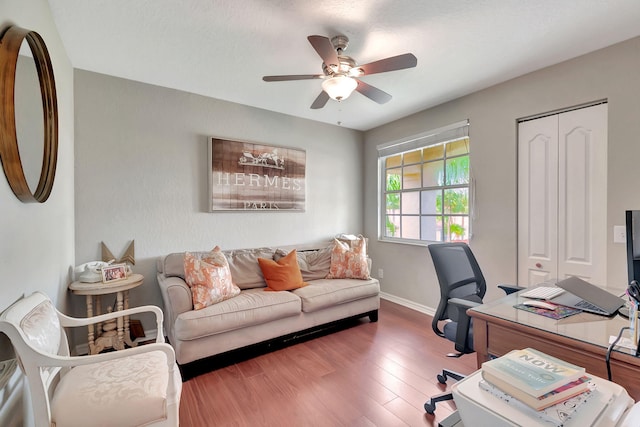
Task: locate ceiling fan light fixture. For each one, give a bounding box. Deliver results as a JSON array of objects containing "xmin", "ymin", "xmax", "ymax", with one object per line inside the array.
[{"xmin": 321, "ymin": 75, "xmax": 358, "ymax": 101}]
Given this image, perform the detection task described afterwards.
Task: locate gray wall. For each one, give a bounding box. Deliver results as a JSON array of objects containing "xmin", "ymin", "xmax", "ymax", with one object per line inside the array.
[
  {"xmin": 364, "ymin": 36, "xmax": 640, "ymax": 311},
  {"xmin": 0, "ymin": 1, "xmax": 75, "ymax": 426},
  {"xmin": 73, "ymin": 70, "xmax": 364, "ymax": 330}
]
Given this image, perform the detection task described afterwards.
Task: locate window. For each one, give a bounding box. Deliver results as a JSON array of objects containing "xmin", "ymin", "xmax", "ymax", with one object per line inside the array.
[{"xmin": 378, "ymin": 121, "xmax": 471, "ymax": 244}]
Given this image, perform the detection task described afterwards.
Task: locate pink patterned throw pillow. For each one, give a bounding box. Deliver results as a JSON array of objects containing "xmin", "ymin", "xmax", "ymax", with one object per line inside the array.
[
  {"xmin": 326, "ymin": 236, "xmax": 371, "ymax": 280},
  {"xmin": 184, "ymin": 247, "xmax": 241, "ymax": 310}
]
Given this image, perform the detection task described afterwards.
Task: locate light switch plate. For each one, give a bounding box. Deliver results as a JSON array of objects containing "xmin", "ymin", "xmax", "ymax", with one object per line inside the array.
[{"xmin": 614, "ymin": 225, "xmax": 626, "ymax": 243}]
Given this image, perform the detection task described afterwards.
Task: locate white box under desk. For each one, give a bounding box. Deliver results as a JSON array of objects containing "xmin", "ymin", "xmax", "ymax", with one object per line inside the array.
[{"xmin": 451, "ymin": 370, "xmax": 633, "ymax": 427}]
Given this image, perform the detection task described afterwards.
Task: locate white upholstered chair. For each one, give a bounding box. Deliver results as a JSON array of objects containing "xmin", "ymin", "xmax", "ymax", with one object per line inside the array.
[{"xmin": 0, "ymin": 291, "xmax": 181, "ymax": 427}]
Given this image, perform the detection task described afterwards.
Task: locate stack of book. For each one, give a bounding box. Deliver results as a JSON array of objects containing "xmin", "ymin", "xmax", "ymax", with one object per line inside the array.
[{"xmin": 480, "ymin": 348, "xmax": 595, "ymax": 425}]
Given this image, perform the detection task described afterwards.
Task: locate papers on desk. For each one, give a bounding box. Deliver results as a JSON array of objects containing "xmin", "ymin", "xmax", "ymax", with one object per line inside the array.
[{"xmin": 608, "ymin": 335, "xmax": 637, "ymax": 351}]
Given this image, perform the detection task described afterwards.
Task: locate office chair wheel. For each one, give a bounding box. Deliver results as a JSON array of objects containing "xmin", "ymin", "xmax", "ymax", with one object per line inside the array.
[
  {"xmin": 437, "ymin": 373, "xmax": 447, "ymax": 384},
  {"xmin": 424, "ymin": 401, "xmax": 436, "ymax": 415}
]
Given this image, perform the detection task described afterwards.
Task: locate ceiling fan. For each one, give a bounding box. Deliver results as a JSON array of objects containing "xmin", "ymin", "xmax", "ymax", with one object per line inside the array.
[{"xmin": 262, "ymin": 35, "xmax": 417, "ymax": 109}]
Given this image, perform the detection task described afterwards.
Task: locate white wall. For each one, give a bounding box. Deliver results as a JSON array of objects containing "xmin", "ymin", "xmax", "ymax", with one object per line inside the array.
[
  {"xmin": 0, "ymin": 1, "xmax": 75, "ymax": 426},
  {"xmin": 73, "ymin": 70, "xmax": 364, "ymax": 330},
  {"xmin": 364, "ymin": 36, "xmax": 640, "ymax": 311}
]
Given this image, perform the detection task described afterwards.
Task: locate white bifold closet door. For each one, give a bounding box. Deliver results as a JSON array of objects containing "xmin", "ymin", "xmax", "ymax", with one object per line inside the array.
[{"xmin": 518, "ymin": 103, "xmax": 607, "ymax": 287}]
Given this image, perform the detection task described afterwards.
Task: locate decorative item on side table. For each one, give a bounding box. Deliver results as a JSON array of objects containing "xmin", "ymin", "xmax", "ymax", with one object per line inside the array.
[{"xmin": 101, "ymin": 263, "xmax": 128, "ymax": 283}]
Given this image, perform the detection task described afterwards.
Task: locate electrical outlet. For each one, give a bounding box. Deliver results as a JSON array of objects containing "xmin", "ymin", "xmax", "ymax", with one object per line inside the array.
[
  {"xmin": 378, "ymin": 268, "xmax": 384, "ymax": 279},
  {"xmin": 614, "ymin": 225, "xmax": 626, "ymax": 244}
]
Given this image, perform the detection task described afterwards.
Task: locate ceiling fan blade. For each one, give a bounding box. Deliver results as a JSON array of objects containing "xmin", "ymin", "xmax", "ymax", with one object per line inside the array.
[
  {"xmin": 355, "ymin": 80, "xmax": 392, "ymax": 104},
  {"xmin": 263, "ymin": 74, "xmax": 324, "ymax": 82},
  {"xmin": 358, "ymin": 53, "xmax": 417, "ymax": 75},
  {"xmin": 307, "ymin": 35, "xmax": 339, "ymax": 68},
  {"xmin": 310, "ymin": 91, "xmax": 330, "ymax": 109}
]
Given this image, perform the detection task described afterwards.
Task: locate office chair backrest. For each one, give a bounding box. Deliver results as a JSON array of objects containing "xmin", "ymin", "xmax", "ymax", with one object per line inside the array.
[{"xmin": 429, "ymin": 243, "xmax": 486, "ymax": 337}]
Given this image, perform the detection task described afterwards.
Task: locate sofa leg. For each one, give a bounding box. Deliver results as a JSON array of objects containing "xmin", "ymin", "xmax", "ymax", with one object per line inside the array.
[{"xmin": 369, "ymin": 310, "xmax": 379, "ymax": 322}]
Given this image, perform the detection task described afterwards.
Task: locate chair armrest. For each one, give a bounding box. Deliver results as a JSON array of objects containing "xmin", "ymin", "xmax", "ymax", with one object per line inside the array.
[
  {"xmin": 498, "ymin": 284, "xmax": 526, "ymax": 295},
  {"xmin": 37, "ymin": 342, "xmax": 175, "ymax": 366},
  {"xmin": 447, "ymin": 297, "xmax": 481, "ymax": 310},
  {"xmin": 447, "ymin": 298, "xmax": 478, "ymax": 354},
  {"xmin": 58, "ymin": 305, "xmax": 165, "ymax": 344}
]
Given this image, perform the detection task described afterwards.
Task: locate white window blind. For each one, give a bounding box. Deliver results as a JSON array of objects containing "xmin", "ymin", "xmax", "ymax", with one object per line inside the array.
[{"xmin": 377, "ymin": 120, "xmax": 469, "ymax": 158}]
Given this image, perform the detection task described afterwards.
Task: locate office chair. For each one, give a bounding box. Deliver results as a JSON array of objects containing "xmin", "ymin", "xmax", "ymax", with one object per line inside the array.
[{"xmin": 424, "ymin": 242, "xmax": 522, "ymax": 415}]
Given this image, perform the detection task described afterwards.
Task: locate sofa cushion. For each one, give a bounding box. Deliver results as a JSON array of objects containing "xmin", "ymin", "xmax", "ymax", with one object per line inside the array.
[
  {"xmin": 327, "ymin": 236, "xmax": 371, "ymax": 280},
  {"xmin": 275, "ymin": 245, "xmax": 332, "ymax": 281},
  {"xmin": 224, "ymin": 248, "xmax": 276, "ymax": 289},
  {"xmin": 173, "ymin": 288, "xmax": 301, "ymax": 340},
  {"xmin": 293, "ymin": 278, "xmax": 380, "ymax": 313},
  {"xmin": 184, "ymin": 248, "xmax": 241, "ymax": 310},
  {"xmin": 258, "ymin": 250, "xmax": 308, "ymax": 291},
  {"xmin": 51, "ymin": 350, "xmax": 176, "ymax": 427}
]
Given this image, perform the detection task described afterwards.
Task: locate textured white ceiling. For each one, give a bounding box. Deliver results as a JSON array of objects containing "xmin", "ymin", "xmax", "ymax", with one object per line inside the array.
[{"xmin": 48, "ymin": 0, "xmax": 640, "ymax": 131}]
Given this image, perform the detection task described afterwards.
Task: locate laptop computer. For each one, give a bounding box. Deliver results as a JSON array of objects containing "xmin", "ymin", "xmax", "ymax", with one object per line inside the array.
[{"xmin": 550, "ymin": 276, "xmax": 625, "ymax": 316}]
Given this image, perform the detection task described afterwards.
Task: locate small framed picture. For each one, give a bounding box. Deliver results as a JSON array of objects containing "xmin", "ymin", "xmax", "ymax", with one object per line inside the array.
[{"xmin": 102, "ymin": 264, "xmax": 127, "ymax": 283}]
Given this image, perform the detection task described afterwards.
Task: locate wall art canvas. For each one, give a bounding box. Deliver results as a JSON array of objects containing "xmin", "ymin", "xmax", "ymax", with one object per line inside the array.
[{"xmin": 209, "ymin": 138, "xmax": 306, "ymax": 211}]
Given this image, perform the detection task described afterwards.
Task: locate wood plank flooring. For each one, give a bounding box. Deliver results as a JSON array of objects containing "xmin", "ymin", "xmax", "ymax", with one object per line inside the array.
[{"xmin": 178, "ymin": 299, "xmax": 477, "ymax": 426}]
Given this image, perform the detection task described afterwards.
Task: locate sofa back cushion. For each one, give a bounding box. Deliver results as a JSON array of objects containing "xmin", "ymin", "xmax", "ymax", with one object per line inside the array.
[
  {"xmin": 161, "ymin": 248, "xmax": 276, "ymax": 289},
  {"xmin": 225, "ymin": 248, "xmax": 276, "ymax": 289},
  {"xmin": 274, "ymin": 245, "xmax": 333, "ymax": 281}
]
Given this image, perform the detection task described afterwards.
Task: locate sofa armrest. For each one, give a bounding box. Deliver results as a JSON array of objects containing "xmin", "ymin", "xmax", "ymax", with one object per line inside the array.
[{"xmin": 157, "ymin": 274, "xmax": 193, "ymax": 342}]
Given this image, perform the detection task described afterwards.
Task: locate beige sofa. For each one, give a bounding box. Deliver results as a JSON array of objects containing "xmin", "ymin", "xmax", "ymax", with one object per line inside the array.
[{"xmin": 157, "ymin": 241, "xmax": 380, "ymax": 368}]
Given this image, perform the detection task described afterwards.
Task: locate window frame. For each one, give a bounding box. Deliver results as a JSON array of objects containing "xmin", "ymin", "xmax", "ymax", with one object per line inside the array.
[{"xmin": 377, "ymin": 120, "xmax": 471, "ymax": 245}]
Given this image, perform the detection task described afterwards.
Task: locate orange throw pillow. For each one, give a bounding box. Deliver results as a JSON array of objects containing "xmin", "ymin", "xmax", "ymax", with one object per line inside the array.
[
  {"xmin": 258, "ymin": 250, "xmax": 308, "ymax": 291},
  {"xmin": 326, "ymin": 236, "xmax": 371, "ymax": 279},
  {"xmin": 184, "ymin": 247, "xmax": 241, "ymax": 309}
]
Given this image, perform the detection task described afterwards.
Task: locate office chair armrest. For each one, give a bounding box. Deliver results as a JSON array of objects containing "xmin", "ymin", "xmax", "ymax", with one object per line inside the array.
[
  {"xmin": 447, "ymin": 297, "xmax": 481, "ymax": 310},
  {"xmin": 447, "ymin": 298, "xmax": 478, "ymax": 354},
  {"xmin": 497, "ymin": 284, "xmax": 525, "ymax": 295}
]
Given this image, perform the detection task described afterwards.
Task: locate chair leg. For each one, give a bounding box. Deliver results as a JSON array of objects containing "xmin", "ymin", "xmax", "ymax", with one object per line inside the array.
[
  {"xmin": 425, "ymin": 369, "xmax": 466, "ymax": 414},
  {"xmin": 437, "ymin": 369, "xmax": 465, "ymax": 384},
  {"xmin": 424, "ymin": 391, "xmax": 453, "ymax": 415}
]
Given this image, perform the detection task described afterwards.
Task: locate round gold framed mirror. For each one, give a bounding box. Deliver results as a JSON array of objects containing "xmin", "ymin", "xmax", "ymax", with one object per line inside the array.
[{"xmin": 0, "ymin": 26, "xmax": 58, "ymax": 203}]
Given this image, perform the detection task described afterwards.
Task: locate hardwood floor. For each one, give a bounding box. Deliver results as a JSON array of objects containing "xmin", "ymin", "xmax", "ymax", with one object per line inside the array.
[{"xmin": 178, "ymin": 299, "xmax": 477, "ymax": 426}]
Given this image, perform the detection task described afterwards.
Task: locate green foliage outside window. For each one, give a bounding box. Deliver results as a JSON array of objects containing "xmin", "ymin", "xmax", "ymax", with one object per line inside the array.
[
  {"xmin": 386, "ymin": 174, "xmax": 401, "ymax": 236},
  {"xmin": 436, "ymin": 155, "xmax": 469, "ymax": 240}
]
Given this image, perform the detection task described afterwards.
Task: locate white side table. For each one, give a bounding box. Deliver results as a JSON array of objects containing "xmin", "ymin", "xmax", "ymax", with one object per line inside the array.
[{"xmin": 69, "ymin": 274, "xmax": 144, "ymax": 355}]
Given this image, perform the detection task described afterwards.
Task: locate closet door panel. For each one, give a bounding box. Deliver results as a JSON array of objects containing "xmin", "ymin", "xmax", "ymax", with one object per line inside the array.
[
  {"xmin": 557, "ymin": 104, "xmax": 607, "ymax": 285},
  {"xmin": 518, "ymin": 115, "xmax": 558, "ymax": 286}
]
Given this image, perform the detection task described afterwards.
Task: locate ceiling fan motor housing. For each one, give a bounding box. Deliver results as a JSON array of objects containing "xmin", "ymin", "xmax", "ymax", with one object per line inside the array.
[{"xmin": 322, "ymin": 55, "xmax": 359, "ymax": 77}]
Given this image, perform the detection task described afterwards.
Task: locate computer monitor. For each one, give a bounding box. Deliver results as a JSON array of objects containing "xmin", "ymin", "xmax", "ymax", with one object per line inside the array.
[{"xmin": 625, "ymin": 210, "xmax": 640, "ymax": 285}]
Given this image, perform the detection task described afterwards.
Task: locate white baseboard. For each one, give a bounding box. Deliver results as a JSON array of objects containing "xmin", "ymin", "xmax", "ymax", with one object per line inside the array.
[
  {"xmin": 380, "ymin": 292, "xmax": 436, "ymax": 317},
  {"xmin": 73, "ymin": 329, "xmax": 158, "ymax": 356}
]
